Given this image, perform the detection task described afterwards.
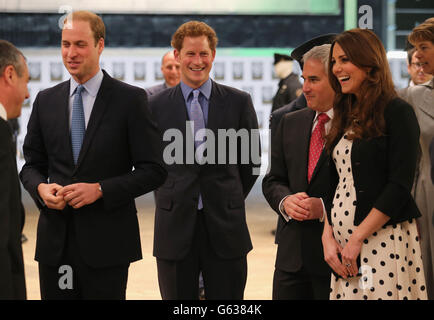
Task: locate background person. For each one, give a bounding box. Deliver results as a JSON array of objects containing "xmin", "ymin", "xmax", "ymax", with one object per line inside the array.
[
  {"xmin": 271, "ymin": 53, "xmax": 302, "ymax": 113},
  {"xmin": 146, "ymin": 50, "xmax": 181, "ymax": 96},
  {"xmin": 399, "ymin": 17, "xmax": 434, "ymax": 299},
  {"xmin": 406, "ymin": 47, "xmax": 432, "ymax": 86}
]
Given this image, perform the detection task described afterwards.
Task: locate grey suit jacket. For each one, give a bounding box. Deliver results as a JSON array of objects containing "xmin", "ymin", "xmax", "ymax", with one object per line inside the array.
[
  {"xmin": 146, "ymin": 82, "xmax": 168, "ymax": 96},
  {"xmin": 399, "ymin": 80, "xmax": 434, "ymax": 225}
]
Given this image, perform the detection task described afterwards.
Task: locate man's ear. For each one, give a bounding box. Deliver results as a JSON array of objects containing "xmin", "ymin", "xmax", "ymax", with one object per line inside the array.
[
  {"xmin": 3, "ymin": 65, "xmax": 15, "ymax": 85},
  {"xmin": 97, "ymin": 38, "xmax": 104, "ymax": 54},
  {"xmin": 174, "ymin": 49, "xmax": 180, "ymax": 62}
]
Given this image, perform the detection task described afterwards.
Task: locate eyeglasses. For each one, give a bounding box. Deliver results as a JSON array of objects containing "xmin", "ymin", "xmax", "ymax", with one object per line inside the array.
[{"xmin": 411, "ymin": 62, "xmax": 425, "ymax": 69}]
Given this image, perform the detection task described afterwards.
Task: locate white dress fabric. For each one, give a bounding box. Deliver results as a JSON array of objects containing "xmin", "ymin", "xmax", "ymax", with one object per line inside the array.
[{"xmin": 329, "ymin": 134, "xmax": 427, "ymax": 300}]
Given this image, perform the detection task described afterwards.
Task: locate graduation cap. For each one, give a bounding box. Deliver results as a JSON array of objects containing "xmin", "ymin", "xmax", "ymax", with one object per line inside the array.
[
  {"xmin": 290, "ymin": 33, "xmax": 337, "ymax": 69},
  {"xmin": 274, "ymin": 53, "xmax": 293, "ymax": 65}
]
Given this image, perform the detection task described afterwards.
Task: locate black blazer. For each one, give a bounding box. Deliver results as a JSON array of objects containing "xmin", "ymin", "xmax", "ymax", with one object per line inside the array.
[
  {"xmin": 326, "ymin": 97, "xmax": 421, "ymax": 227},
  {"xmin": 149, "ymin": 81, "xmax": 260, "ymax": 261},
  {"xmin": 0, "ymin": 118, "xmax": 26, "ymax": 299},
  {"xmin": 262, "ymin": 107, "xmax": 330, "ymax": 276},
  {"xmin": 20, "ymin": 71, "xmax": 167, "ymax": 268}
]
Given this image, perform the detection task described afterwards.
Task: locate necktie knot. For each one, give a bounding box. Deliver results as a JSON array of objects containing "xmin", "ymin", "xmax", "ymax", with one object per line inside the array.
[
  {"xmin": 317, "ymin": 112, "xmax": 330, "ymax": 124},
  {"xmin": 75, "ymin": 84, "xmax": 85, "ymax": 95},
  {"xmin": 192, "ymin": 89, "xmax": 200, "ymax": 99}
]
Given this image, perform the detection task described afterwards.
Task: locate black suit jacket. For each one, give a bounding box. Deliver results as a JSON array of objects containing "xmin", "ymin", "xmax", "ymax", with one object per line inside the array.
[
  {"xmin": 325, "ymin": 98, "xmax": 421, "ymax": 227},
  {"xmin": 262, "ymin": 107, "xmax": 330, "ymax": 276},
  {"xmin": 149, "ymin": 81, "xmax": 260, "ymax": 261},
  {"xmin": 20, "ymin": 71, "xmax": 167, "ymax": 268},
  {"xmin": 0, "ymin": 118, "xmax": 26, "ymax": 299}
]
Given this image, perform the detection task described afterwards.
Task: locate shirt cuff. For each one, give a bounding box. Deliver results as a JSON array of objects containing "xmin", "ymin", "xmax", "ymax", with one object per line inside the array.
[
  {"xmin": 279, "ymin": 195, "xmax": 292, "ymax": 222},
  {"xmin": 319, "ymin": 197, "xmax": 326, "ymax": 223}
]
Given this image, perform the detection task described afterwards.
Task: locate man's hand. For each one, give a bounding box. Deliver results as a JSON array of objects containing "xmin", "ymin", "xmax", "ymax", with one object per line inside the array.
[
  {"xmin": 57, "ymin": 183, "xmax": 103, "ymax": 209},
  {"xmin": 299, "ymin": 197, "xmax": 324, "ymax": 220},
  {"xmin": 282, "ymin": 192, "xmax": 309, "ymax": 221},
  {"xmin": 37, "ymin": 183, "xmax": 67, "ymax": 210}
]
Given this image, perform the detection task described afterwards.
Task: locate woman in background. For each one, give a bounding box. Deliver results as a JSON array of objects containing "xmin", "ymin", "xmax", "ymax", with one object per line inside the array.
[
  {"xmin": 400, "ymin": 18, "xmax": 434, "ymax": 299},
  {"xmin": 321, "ymin": 28, "xmax": 427, "ymax": 300}
]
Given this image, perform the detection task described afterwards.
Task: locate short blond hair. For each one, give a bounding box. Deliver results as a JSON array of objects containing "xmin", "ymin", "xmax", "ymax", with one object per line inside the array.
[
  {"xmin": 64, "ymin": 10, "xmax": 105, "ymax": 46},
  {"xmin": 171, "ymin": 21, "xmax": 218, "ymax": 52},
  {"xmin": 408, "ymin": 17, "xmax": 434, "ymax": 45}
]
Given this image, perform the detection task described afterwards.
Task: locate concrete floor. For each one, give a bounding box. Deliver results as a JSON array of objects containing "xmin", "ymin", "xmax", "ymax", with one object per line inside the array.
[{"xmin": 20, "ymin": 179, "xmax": 278, "ymax": 300}]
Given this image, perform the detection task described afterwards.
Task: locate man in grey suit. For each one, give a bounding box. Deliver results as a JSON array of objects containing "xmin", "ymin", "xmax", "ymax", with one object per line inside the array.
[
  {"xmin": 146, "ymin": 50, "xmax": 181, "ymax": 96},
  {"xmin": 0, "ymin": 40, "xmax": 29, "ymax": 299},
  {"xmin": 149, "ymin": 20, "xmax": 260, "ymax": 300}
]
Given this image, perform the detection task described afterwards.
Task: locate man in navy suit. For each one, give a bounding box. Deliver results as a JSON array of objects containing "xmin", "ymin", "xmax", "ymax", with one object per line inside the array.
[
  {"xmin": 149, "ymin": 21, "xmax": 260, "ymax": 300},
  {"xmin": 0, "ymin": 40, "xmax": 29, "ymax": 300},
  {"xmin": 262, "ymin": 36, "xmax": 336, "ymax": 300},
  {"xmin": 20, "ymin": 11, "xmax": 166, "ymax": 300}
]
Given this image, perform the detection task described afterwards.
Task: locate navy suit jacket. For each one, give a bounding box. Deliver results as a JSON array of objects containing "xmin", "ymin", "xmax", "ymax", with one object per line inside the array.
[
  {"xmin": 20, "ymin": 71, "xmax": 167, "ymax": 267},
  {"xmin": 149, "ymin": 81, "xmax": 260, "ymax": 260}
]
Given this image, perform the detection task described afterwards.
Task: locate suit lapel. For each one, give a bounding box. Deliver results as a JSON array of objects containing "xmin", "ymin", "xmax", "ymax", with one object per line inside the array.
[
  {"xmin": 206, "ymin": 81, "xmax": 227, "ymax": 132},
  {"xmin": 57, "ymin": 81, "xmax": 74, "ymax": 165},
  {"xmin": 74, "ymin": 71, "xmax": 112, "ymax": 170}
]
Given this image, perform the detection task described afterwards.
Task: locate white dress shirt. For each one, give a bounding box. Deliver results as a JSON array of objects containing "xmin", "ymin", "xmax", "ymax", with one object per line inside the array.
[{"xmin": 0, "ymin": 103, "xmax": 7, "ymax": 121}]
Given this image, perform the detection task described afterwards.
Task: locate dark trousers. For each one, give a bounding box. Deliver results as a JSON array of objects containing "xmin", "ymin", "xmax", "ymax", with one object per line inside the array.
[
  {"xmin": 38, "ymin": 216, "xmax": 129, "ymax": 300},
  {"xmin": 157, "ymin": 211, "xmax": 247, "ymax": 300},
  {"xmin": 272, "ymin": 267, "xmax": 330, "ymax": 300}
]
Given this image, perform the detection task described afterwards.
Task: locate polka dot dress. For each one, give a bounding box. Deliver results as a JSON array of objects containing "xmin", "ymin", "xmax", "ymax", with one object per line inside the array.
[{"xmin": 329, "ymin": 134, "xmax": 427, "ymax": 300}]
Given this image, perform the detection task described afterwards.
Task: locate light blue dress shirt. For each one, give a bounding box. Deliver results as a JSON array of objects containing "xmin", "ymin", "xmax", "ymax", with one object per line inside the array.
[{"xmin": 69, "ymin": 69, "xmax": 104, "ymax": 128}]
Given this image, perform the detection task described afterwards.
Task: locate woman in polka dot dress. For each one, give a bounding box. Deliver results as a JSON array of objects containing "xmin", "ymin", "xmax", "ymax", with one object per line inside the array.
[{"xmin": 321, "ymin": 29, "xmax": 427, "ymax": 300}]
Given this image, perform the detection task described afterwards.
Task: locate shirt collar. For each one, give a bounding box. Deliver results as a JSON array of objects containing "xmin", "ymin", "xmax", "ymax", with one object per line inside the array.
[
  {"xmin": 180, "ymin": 78, "xmax": 212, "ymax": 101},
  {"xmin": 69, "ymin": 69, "xmax": 104, "ymax": 97},
  {"xmin": 0, "ymin": 102, "xmax": 7, "ymax": 121},
  {"xmin": 313, "ymin": 108, "xmax": 334, "ymax": 122}
]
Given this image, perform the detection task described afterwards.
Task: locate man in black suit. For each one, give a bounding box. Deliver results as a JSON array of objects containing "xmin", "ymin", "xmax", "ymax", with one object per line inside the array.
[
  {"xmin": 20, "ymin": 11, "xmax": 166, "ymax": 300},
  {"xmin": 262, "ymin": 36, "xmax": 336, "ymax": 300},
  {"xmin": 0, "ymin": 40, "xmax": 29, "ymax": 300},
  {"xmin": 149, "ymin": 21, "xmax": 260, "ymax": 300}
]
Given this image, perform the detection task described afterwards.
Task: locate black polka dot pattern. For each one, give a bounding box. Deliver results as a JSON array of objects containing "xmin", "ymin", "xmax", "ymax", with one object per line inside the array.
[{"xmin": 329, "ymin": 135, "xmax": 427, "ymax": 300}]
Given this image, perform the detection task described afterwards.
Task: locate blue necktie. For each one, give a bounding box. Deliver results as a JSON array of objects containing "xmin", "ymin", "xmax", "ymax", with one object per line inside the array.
[
  {"xmin": 71, "ymin": 85, "xmax": 85, "ymax": 164},
  {"xmin": 190, "ymin": 89, "xmax": 205, "ymax": 209}
]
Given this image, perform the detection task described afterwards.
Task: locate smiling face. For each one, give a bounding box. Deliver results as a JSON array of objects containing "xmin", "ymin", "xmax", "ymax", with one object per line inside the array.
[
  {"xmin": 175, "ymin": 36, "xmax": 216, "ymax": 89},
  {"xmin": 302, "ymin": 58, "xmax": 335, "ymax": 112},
  {"xmin": 61, "ymin": 19, "xmax": 104, "ymax": 84},
  {"xmin": 413, "ymin": 41, "xmax": 434, "ymax": 75},
  {"xmin": 408, "ymin": 51, "xmax": 433, "ymax": 84},
  {"xmin": 331, "ymin": 43, "xmax": 368, "ymax": 98}
]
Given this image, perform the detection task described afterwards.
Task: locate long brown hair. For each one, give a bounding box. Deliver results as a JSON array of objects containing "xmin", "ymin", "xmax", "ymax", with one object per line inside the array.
[{"xmin": 326, "ymin": 28, "xmax": 397, "ymax": 150}]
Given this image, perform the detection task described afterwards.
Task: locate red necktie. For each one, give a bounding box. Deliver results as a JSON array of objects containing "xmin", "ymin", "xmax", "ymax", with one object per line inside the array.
[{"xmin": 308, "ymin": 113, "xmax": 330, "ymax": 182}]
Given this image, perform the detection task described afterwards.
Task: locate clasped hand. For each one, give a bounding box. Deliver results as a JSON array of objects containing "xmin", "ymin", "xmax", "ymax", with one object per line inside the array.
[
  {"xmin": 282, "ymin": 192, "xmax": 324, "ymax": 221},
  {"xmin": 37, "ymin": 182, "xmax": 102, "ymax": 210}
]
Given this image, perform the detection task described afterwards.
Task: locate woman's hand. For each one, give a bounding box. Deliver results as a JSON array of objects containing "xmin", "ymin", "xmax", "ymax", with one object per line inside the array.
[
  {"xmin": 322, "ymin": 225, "xmax": 348, "ymax": 279},
  {"xmin": 340, "ymin": 235, "xmax": 363, "ymax": 277}
]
